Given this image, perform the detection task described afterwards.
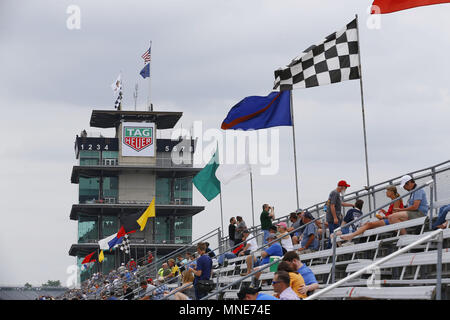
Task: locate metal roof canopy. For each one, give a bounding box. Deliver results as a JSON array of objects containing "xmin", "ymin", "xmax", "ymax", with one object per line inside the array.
[
  {"xmin": 71, "ymin": 165, "xmax": 202, "ymax": 183},
  {"xmin": 89, "ymin": 110, "xmax": 183, "ymax": 129},
  {"xmin": 70, "ymin": 203, "xmax": 205, "ymax": 220}
]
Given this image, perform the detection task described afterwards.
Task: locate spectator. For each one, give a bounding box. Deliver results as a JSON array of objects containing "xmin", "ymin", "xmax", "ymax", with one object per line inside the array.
[
  {"xmin": 282, "ymin": 251, "xmax": 319, "ymax": 295},
  {"xmin": 342, "ymin": 175, "xmax": 429, "ymax": 241},
  {"xmin": 185, "ymin": 252, "xmax": 197, "ymax": 270},
  {"xmin": 276, "ymin": 222, "xmax": 294, "ymax": 254},
  {"xmin": 288, "ymin": 211, "xmax": 303, "ymax": 245},
  {"xmin": 153, "ymin": 277, "xmax": 170, "ymax": 300},
  {"xmin": 127, "ymin": 258, "xmax": 137, "ymax": 272},
  {"xmin": 272, "ymin": 271, "xmax": 299, "ymax": 300},
  {"xmin": 341, "ymin": 199, "xmax": 365, "ymax": 234},
  {"xmin": 234, "ymin": 216, "xmax": 247, "ymax": 246},
  {"xmin": 118, "ymin": 263, "xmax": 126, "ymax": 274},
  {"xmin": 326, "ymin": 180, "xmax": 356, "ymax": 248},
  {"xmin": 167, "ymin": 258, "xmax": 180, "ymax": 278},
  {"xmin": 298, "ymin": 211, "xmax": 319, "ymax": 253},
  {"xmin": 229, "ymin": 217, "xmax": 237, "ymax": 247},
  {"xmin": 237, "ymin": 286, "xmax": 278, "ymax": 300},
  {"xmin": 138, "ymin": 280, "xmax": 155, "ymax": 300},
  {"xmin": 242, "ymin": 233, "xmax": 283, "ymax": 276},
  {"xmin": 173, "ymin": 270, "xmax": 196, "ymax": 300},
  {"xmin": 375, "ymin": 186, "xmax": 404, "ymax": 220},
  {"xmin": 276, "ymin": 261, "xmax": 307, "ymax": 299},
  {"xmin": 433, "ymin": 204, "xmax": 450, "ymax": 230},
  {"xmin": 204, "ymin": 242, "xmax": 216, "ymax": 258},
  {"xmin": 238, "ymin": 230, "xmax": 259, "ymax": 256},
  {"xmin": 158, "ymin": 263, "xmax": 171, "ymax": 278},
  {"xmin": 261, "ymin": 204, "xmax": 275, "ymax": 243},
  {"xmin": 189, "ymin": 242, "xmax": 213, "ymax": 300}
]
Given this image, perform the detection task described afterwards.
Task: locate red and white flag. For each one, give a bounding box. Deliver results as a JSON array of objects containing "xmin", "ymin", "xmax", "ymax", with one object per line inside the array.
[{"xmin": 372, "ymin": 0, "xmax": 450, "ymax": 14}]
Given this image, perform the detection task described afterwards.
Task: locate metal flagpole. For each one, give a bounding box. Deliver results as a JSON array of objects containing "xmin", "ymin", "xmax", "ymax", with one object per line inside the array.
[
  {"xmin": 133, "ymin": 83, "xmax": 138, "ymax": 111},
  {"xmin": 290, "ymin": 90, "xmax": 300, "ymax": 209},
  {"xmin": 219, "ymin": 191, "xmax": 224, "ymax": 237},
  {"xmin": 148, "ymin": 41, "xmax": 153, "ymax": 111},
  {"xmin": 250, "ymin": 171, "xmax": 255, "ymax": 227},
  {"xmin": 355, "ymin": 15, "xmax": 371, "ymax": 204}
]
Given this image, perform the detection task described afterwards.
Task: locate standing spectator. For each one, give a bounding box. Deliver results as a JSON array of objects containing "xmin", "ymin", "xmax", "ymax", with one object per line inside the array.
[
  {"xmin": 228, "ymin": 217, "xmax": 237, "ymax": 248},
  {"xmin": 276, "ymin": 222, "xmax": 294, "ymax": 254},
  {"xmin": 272, "ymin": 271, "xmax": 300, "ymax": 300},
  {"xmin": 298, "ymin": 211, "xmax": 319, "ymax": 253},
  {"xmin": 189, "ymin": 242, "xmax": 213, "ymax": 300},
  {"xmin": 260, "ymin": 204, "xmax": 275, "ymax": 243},
  {"xmin": 282, "ymin": 251, "xmax": 319, "ymax": 296},
  {"xmin": 127, "ymin": 258, "xmax": 137, "ymax": 272},
  {"xmin": 234, "ymin": 216, "xmax": 247, "ymax": 246},
  {"xmin": 326, "ymin": 180, "xmax": 356, "ymax": 248}
]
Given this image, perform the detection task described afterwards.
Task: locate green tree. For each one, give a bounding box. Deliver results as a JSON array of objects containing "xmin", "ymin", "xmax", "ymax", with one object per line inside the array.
[
  {"xmin": 24, "ymin": 283, "xmax": 32, "ymax": 289},
  {"xmin": 42, "ymin": 280, "xmax": 61, "ymax": 288}
]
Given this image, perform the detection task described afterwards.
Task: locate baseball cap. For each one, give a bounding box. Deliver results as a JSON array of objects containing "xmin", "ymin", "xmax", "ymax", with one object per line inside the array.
[
  {"xmin": 399, "ymin": 175, "xmax": 413, "ymax": 188},
  {"xmin": 276, "ymin": 222, "xmax": 287, "ymax": 228},
  {"xmin": 338, "ymin": 180, "xmax": 350, "ymax": 187},
  {"xmin": 237, "ymin": 286, "xmax": 260, "ymax": 300},
  {"xmin": 303, "ymin": 211, "xmax": 314, "ymax": 220}
]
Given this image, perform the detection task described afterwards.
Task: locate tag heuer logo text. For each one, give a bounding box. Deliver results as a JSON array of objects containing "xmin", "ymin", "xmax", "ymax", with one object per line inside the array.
[{"xmin": 124, "ymin": 127, "xmax": 153, "ymax": 151}]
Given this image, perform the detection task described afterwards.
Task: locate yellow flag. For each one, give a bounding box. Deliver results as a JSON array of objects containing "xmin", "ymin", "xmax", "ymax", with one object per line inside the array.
[
  {"xmin": 99, "ymin": 250, "xmax": 104, "ymax": 263},
  {"xmin": 137, "ymin": 197, "xmax": 155, "ymax": 231}
]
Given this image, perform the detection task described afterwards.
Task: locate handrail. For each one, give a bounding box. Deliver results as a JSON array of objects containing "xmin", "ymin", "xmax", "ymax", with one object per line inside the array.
[{"xmin": 306, "ymin": 228, "xmax": 444, "ymax": 300}]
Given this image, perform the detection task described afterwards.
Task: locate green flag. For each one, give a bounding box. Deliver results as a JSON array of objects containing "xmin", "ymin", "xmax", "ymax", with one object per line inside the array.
[{"xmin": 193, "ymin": 148, "xmax": 221, "ymax": 201}]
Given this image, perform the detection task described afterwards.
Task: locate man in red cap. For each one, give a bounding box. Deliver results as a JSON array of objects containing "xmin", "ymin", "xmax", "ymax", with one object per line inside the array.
[{"xmin": 325, "ymin": 180, "xmax": 356, "ymax": 248}]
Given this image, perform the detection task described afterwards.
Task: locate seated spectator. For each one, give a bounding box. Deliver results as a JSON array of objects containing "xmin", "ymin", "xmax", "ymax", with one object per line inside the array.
[
  {"xmin": 433, "ymin": 204, "xmax": 450, "ymax": 230},
  {"xmin": 298, "ymin": 211, "xmax": 319, "ymax": 253},
  {"xmin": 276, "ymin": 261, "xmax": 307, "ymax": 299},
  {"xmin": 138, "ymin": 280, "xmax": 155, "ymax": 300},
  {"xmin": 375, "ymin": 186, "xmax": 404, "ymax": 220},
  {"xmin": 242, "ymin": 233, "xmax": 283, "ymax": 276},
  {"xmin": 272, "ymin": 271, "xmax": 299, "ymax": 300},
  {"xmin": 153, "ymin": 277, "xmax": 170, "ymax": 300},
  {"xmin": 237, "ymin": 286, "xmax": 278, "ymax": 300},
  {"xmin": 288, "ymin": 211, "xmax": 303, "ymax": 245},
  {"xmin": 185, "ymin": 252, "xmax": 197, "ymax": 270},
  {"xmin": 282, "ymin": 251, "xmax": 319, "ymax": 295},
  {"xmin": 276, "ymin": 222, "xmax": 294, "ymax": 254},
  {"xmin": 341, "ymin": 199, "xmax": 365, "ymax": 234},
  {"xmin": 218, "ymin": 230, "xmax": 258, "ymax": 266},
  {"xmin": 118, "ymin": 263, "xmax": 126, "ymax": 274},
  {"xmin": 166, "ymin": 258, "xmax": 180, "ymax": 278},
  {"xmin": 127, "ymin": 258, "xmax": 137, "ymax": 272},
  {"xmin": 204, "ymin": 242, "xmax": 216, "ymax": 258},
  {"xmin": 341, "ymin": 175, "xmax": 429, "ymax": 241},
  {"xmin": 173, "ymin": 269, "xmax": 196, "ymax": 300}
]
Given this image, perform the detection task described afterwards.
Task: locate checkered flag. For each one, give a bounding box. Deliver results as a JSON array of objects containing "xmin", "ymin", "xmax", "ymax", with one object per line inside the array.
[
  {"xmin": 114, "ymin": 91, "xmax": 123, "ymax": 109},
  {"xmin": 119, "ymin": 234, "xmax": 130, "ymax": 254},
  {"xmin": 274, "ymin": 18, "xmax": 360, "ymax": 91}
]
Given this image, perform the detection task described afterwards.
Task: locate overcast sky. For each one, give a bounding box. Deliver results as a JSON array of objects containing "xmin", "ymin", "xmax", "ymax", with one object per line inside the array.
[{"xmin": 1, "ymin": 0, "xmax": 449, "ymax": 286}]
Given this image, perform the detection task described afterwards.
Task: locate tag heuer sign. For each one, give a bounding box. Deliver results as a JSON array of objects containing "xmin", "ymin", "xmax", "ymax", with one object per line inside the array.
[{"xmin": 122, "ymin": 122, "xmax": 155, "ymax": 157}]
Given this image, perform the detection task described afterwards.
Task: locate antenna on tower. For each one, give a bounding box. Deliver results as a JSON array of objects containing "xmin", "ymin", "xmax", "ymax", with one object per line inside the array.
[{"xmin": 133, "ymin": 83, "xmax": 138, "ymax": 111}]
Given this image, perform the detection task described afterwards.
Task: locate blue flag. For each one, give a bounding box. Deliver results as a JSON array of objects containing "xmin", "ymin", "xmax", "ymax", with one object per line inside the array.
[
  {"xmin": 140, "ymin": 63, "xmax": 150, "ymax": 79},
  {"xmin": 221, "ymin": 91, "xmax": 292, "ymax": 130}
]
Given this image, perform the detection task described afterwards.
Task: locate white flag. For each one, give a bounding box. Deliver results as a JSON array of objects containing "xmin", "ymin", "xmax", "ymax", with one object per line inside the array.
[
  {"xmin": 215, "ymin": 163, "xmax": 251, "ymax": 185},
  {"xmin": 111, "ymin": 74, "xmax": 122, "ymax": 94}
]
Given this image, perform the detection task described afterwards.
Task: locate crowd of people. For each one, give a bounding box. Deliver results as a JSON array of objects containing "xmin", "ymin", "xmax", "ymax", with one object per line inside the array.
[{"xmin": 61, "ymin": 174, "xmax": 439, "ymax": 300}]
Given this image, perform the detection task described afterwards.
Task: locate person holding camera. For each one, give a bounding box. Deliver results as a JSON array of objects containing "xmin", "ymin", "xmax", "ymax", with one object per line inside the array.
[{"xmin": 261, "ymin": 204, "xmax": 275, "ymax": 244}]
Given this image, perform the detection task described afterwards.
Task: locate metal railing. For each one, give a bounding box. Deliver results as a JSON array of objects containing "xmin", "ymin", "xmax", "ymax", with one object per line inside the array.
[{"xmin": 306, "ymin": 228, "xmax": 444, "ymax": 300}]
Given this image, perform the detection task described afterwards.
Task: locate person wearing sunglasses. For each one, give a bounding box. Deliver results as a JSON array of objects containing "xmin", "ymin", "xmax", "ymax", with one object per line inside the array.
[{"xmin": 272, "ymin": 271, "xmax": 300, "ymax": 300}]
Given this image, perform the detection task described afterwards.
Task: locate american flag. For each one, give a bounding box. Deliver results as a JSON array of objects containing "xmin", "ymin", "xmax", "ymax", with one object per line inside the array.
[{"xmin": 141, "ymin": 46, "xmax": 151, "ymax": 63}]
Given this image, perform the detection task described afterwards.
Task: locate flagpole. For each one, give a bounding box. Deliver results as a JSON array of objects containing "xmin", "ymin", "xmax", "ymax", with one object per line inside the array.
[
  {"xmin": 219, "ymin": 191, "xmax": 224, "ymax": 238},
  {"xmin": 148, "ymin": 41, "xmax": 153, "ymax": 111},
  {"xmin": 355, "ymin": 14, "xmax": 372, "ymax": 210},
  {"xmin": 250, "ymin": 171, "xmax": 255, "ymax": 227},
  {"xmin": 290, "ymin": 90, "xmax": 300, "ymax": 209}
]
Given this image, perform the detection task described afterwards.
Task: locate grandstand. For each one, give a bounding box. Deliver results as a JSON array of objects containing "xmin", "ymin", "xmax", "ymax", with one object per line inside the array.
[{"xmin": 70, "ymin": 160, "xmax": 450, "ymax": 300}]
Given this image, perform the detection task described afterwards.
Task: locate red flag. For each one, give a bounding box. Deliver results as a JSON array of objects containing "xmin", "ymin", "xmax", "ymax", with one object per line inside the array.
[
  {"xmin": 372, "ymin": 0, "xmax": 450, "ymax": 14},
  {"xmin": 81, "ymin": 251, "xmax": 97, "ymax": 264}
]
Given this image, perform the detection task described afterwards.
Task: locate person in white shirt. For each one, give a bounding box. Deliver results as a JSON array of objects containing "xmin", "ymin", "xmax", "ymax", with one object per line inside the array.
[
  {"xmin": 273, "ymin": 271, "xmax": 300, "ymax": 300},
  {"xmin": 276, "ymin": 222, "xmax": 294, "ymax": 254},
  {"xmin": 238, "ymin": 230, "xmax": 258, "ymax": 256}
]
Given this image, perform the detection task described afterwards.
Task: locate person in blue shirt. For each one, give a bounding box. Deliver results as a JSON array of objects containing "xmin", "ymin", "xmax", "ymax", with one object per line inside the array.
[
  {"xmin": 242, "ymin": 233, "xmax": 283, "ymax": 278},
  {"xmin": 341, "ymin": 199, "xmax": 364, "ymax": 234},
  {"xmin": 298, "ymin": 211, "xmax": 319, "ymax": 252},
  {"xmin": 237, "ymin": 286, "xmax": 279, "ymax": 300},
  {"xmin": 282, "ymin": 251, "xmax": 319, "ymax": 296},
  {"xmin": 188, "ymin": 242, "xmax": 212, "ymax": 300},
  {"xmin": 432, "ymin": 204, "xmax": 450, "ymax": 230}
]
